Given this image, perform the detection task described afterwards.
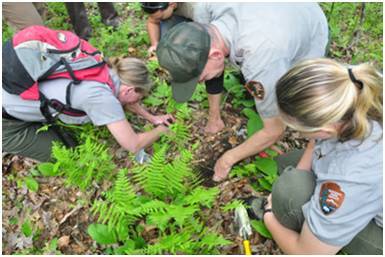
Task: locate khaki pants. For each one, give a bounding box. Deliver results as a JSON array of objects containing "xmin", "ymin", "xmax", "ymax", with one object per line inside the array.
[
  {"xmin": 2, "ymin": 2, "xmax": 43, "ymax": 31},
  {"xmin": 273, "ymin": 149, "xmax": 383, "ymax": 254}
]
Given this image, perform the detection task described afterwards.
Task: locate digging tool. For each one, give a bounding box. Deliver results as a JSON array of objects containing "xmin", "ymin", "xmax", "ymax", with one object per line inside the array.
[
  {"xmin": 135, "ymin": 148, "xmax": 151, "ymax": 164},
  {"xmin": 234, "ymin": 205, "xmax": 253, "ymax": 255}
]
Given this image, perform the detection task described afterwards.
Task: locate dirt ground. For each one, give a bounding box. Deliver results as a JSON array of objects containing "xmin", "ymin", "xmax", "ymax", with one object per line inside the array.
[{"xmin": 2, "ymin": 100, "xmax": 307, "ymax": 254}]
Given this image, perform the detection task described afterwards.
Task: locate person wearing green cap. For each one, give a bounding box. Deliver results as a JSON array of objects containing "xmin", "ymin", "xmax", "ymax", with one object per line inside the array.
[{"xmin": 156, "ymin": 3, "xmax": 329, "ymax": 182}]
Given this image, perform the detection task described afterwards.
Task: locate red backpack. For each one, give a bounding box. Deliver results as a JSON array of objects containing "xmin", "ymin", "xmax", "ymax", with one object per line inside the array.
[{"xmin": 2, "ymin": 25, "xmax": 115, "ymax": 123}]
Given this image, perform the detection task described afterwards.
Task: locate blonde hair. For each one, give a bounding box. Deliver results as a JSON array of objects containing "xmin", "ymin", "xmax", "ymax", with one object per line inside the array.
[
  {"xmin": 106, "ymin": 57, "xmax": 152, "ymax": 94},
  {"xmin": 276, "ymin": 58, "xmax": 382, "ymax": 141}
]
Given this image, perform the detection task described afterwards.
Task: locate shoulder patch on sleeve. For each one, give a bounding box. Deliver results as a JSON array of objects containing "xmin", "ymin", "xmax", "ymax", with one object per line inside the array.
[
  {"xmin": 244, "ymin": 81, "xmax": 265, "ymax": 100},
  {"xmin": 319, "ymin": 182, "xmax": 345, "ymax": 215}
]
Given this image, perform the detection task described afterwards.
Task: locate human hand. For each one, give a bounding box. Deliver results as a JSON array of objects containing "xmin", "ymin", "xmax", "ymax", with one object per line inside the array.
[
  {"xmin": 205, "ymin": 117, "xmax": 225, "ymax": 134},
  {"xmin": 212, "ymin": 152, "xmax": 236, "ymax": 182},
  {"xmin": 150, "ymin": 114, "xmax": 175, "ymax": 127},
  {"xmin": 148, "ymin": 45, "xmax": 157, "ymax": 55},
  {"xmin": 265, "ymin": 193, "xmax": 272, "ymax": 210}
]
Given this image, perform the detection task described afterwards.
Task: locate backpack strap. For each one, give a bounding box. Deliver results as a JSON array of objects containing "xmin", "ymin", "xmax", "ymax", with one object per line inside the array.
[{"xmin": 39, "ymin": 93, "xmax": 78, "ymax": 148}]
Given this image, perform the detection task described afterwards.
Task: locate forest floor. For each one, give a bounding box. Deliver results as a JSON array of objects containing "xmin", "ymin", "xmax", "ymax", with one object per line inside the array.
[{"xmin": 2, "ymin": 2, "xmax": 382, "ymax": 255}]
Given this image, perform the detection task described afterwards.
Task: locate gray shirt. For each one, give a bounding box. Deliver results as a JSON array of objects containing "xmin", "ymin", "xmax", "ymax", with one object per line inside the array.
[
  {"xmin": 193, "ymin": 3, "xmax": 329, "ymax": 118},
  {"xmin": 302, "ymin": 121, "xmax": 383, "ymax": 247},
  {"xmin": 173, "ymin": 3, "xmax": 196, "ymax": 20},
  {"xmin": 2, "ymin": 70, "xmax": 126, "ymax": 126}
]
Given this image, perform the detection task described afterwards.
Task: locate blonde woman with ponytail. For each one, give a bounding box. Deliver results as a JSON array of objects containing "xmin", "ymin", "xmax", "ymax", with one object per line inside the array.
[
  {"xmin": 3, "ymin": 56, "xmax": 174, "ymax": 162},
  {"xmin": 246, "ymin": 58, "xmax": 382, "ymax": 254}
]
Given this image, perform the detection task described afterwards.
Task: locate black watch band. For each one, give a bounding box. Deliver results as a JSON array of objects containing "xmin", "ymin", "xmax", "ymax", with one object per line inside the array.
[{"xmin": 263, "ymin": 208, "xmax": 272, "ymax": 217}]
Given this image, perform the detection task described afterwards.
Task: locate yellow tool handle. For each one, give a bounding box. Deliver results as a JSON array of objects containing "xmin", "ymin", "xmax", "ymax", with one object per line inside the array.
[{"xmin": 243, "ymin": 240, "xmax": 252, "ymax": 255}]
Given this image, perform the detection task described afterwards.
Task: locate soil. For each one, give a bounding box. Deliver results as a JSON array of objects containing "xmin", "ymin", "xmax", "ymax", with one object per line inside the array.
[{"xmin": 2, "ymin": 99, "xmax": 306, "ymax": 254}]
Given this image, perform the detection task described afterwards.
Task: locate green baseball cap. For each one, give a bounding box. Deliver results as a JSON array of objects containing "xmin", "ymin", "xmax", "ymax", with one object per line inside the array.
[{"xmin": 156, "ymin": 22, "xmax": 211, "ymax": 102}]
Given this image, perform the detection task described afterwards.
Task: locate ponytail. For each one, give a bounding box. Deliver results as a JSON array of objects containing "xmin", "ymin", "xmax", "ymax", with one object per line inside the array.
[
  {"xmin": 342, "ymin": 63, "xmax": 383, "ymax": 140},
  {"xmin": 276, "ymin": 58, "xmax": 382, "ymax": 141}
]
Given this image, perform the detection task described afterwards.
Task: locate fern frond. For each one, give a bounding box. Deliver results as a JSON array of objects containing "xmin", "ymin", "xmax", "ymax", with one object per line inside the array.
[
  {"xmin": 108, "ymin": 169, "xmax": 137, "ymax": 206},
  {"xmin": 183, "ymin": 186, "xmax": 220, "ymax": 208},
  {"xmin": 167, "ymin": 204, "xmax": 199, "ymax": 228},
  {"xmin": 52, "ymin": 136, "xmax": 115, "ymax": 190},
  {"xmin": 133, "ymin": 145, "xmax": 170, "ymax": 198}
]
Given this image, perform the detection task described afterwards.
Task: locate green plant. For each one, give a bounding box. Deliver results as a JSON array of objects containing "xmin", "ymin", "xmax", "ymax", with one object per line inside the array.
[
  {"xmin": 251, "ymin": 220, "xmax": 272, "ymax": 239},
  {"xmin": 242, "ymin": 108, "xmax": 264, "ymax": 138},
  {"xmin": 39, "ymin": 136, "xmax": 116, "ymax": 191},
  {"xmin": 90, "ymin": 143, "xmax": 231, "ymax": 254},
  {"xmin": 231, "ymin": 156, "xmax": 278, "ymax": 192}
]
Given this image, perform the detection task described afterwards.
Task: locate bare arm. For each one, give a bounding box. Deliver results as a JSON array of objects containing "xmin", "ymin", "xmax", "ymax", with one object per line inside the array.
[
  {"xmin": 146, "ymin": 16, "xmax": 161, "ymax": 49},
  {"xmin": 264, "ymin": 212, "xmax": 341, "ymax": 254},
  {"xmin": 213, "ymin": 116, "xmax": 285, "ymax": 181},
  {"xmin": 107, "ymin": 119, "xmax": 167, "ymax": 153},
  {"xmin": 226, "ymin": 116, "xmax": 285, "ymax": 163},
  {"xmin": 296, "ymin": 139, "xmax": 316, "ymax": 171}
]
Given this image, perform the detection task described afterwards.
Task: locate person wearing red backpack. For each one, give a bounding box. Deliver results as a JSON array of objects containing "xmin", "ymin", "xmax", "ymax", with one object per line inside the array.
[{"xmin": 2, "ymin": 26, "xmax": 174, "ymax": 162}]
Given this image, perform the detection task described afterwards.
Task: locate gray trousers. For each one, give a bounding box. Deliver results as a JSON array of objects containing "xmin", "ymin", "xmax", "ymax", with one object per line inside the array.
[
  {"xmin": 2, "ymin": 118, "xmax": 76, "ymax": 162},
  {"xmin": 273, "ymin": 149, "xmax": 383, "ymax": 255}
]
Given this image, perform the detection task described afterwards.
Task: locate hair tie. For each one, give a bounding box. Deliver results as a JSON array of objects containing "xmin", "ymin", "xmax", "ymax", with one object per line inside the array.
[{"xmin": 348, "ymin": 68, "xmax": 363, "ymax": 90}]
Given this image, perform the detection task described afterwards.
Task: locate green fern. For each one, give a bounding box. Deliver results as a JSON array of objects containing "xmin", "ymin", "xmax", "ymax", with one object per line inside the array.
[
  {"xmin": 50, "ymin": 137, "xmax": 115, "ymax": 190},
  {"xmin": 132, "ymin": 144, "xmax": 170, "ymax": 199},
  {"xmin": 183, "ymin": 186, "xmax": 220, "ymax": 208},
  {"xmin": 89, "ymin": 115, "xmax": 229, "ymax": 254}
]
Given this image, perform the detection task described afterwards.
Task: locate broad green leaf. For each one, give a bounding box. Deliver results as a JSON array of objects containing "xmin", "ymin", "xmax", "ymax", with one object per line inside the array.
[
  {"xmin": 115, "ymin": 239, "xmax": 136, "ymax": 254},
  {"xmin": 242, "ymin": 108, "xmax": 263, "ymax": 137},
  {"xmin": 24, "ymin": 176, "xmax": 39, "ymax": 192},
  {"xmin": 49, "ymin": 238, "xmax": 58, "ymax": 251},
  {"xmin": 21, "ymin": 220, "xmax": 33, "ymax": 237},
  {"xmin": 87, "ymin": 224, "xmax": 117, "ymax": 244},
  {"xmin": 265, "ymin": 148, "xmax": 279, "ymax": 158},
  {"xmin": 224, "ymin": 72, "xmax": 241, "ymax": 91},
  {"xmin": 240, "ymin": 99, "xmax": 255, "ymax": 108},
  {"xmin": 242, "ymin": 108, "xmax": 258, "ymax": 119},
  {"xmin": 251, "ymin": 220, "xmax": 272, "ymax": 239},
  {"xmin": 37, "ymin": 162, "xmax": 58, "ymax": 177},
  {"xmin": 258, "ymin": 177, "xmax": 272, "ymax": 191},
  {"xmin": 255, "ymin": 158, "xmax": 277, "ymax": 177}
]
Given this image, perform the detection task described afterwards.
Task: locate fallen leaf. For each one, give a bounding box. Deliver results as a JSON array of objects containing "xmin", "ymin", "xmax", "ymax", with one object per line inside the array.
[
  {"xmin": 228, "ymin": 136, "xmax": 238, "ymax": 146},
  {"xmin": 58, "ymin": 235, "xmax": 70, "ymax": 249}
]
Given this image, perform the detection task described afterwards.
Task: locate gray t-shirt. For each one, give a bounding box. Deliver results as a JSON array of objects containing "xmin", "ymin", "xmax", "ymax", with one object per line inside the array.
[
  {"xmin": 173, "ymin": 3, "xmax": 195, "ymax": 20},
  {"xmin": 302, "ymin": 121, "xmax": 383, "ymax": 247},
  {"xmin": 193, "ymin": 3, "xmax": 329, "ymax": 118},
  {"xmin": 2, "ymin": 70, "xmax": 126, "ymax": 126}
]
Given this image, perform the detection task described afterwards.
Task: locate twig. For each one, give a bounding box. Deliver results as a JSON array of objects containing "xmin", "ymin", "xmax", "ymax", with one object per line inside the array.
[
  {"xmin": 59, "ymin": 204, "xmax": 82, "ymax": 225},
  {"xmin": 348, "ymin": 3, "xmax": 366, "ymax": 49}
]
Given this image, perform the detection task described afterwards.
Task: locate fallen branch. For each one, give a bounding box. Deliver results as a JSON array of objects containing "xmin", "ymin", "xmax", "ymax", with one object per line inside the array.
[{"xmin": 59, "ymin": 204, "xmax": 82, "ymax": 225}]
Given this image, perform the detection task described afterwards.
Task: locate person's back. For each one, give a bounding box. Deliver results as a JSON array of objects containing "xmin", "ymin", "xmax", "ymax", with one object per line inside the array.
[
  {"xmin": 195, "ymin": 3, "xmax": 328, "ymax": 78},
  {"xmin": 2, "ymin": 69, "xmax": 124, "ymax": 126}
]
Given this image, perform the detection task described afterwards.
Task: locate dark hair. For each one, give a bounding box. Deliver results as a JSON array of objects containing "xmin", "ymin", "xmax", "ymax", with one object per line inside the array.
[{"xmin": 140, "ymin": 2, "xmax": 169, "ymax": 14}]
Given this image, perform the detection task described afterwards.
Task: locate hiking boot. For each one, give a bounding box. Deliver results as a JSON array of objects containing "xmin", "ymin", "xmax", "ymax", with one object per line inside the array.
[{"xmin": 242, "ymin": 196, "xmax": 268, "ymax": 221}]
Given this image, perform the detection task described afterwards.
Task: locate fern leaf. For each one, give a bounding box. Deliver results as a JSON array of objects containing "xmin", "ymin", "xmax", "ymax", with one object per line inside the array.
[{"xmin": 183, "ymin": 186, "xmax": 220, "ymax": 208}]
